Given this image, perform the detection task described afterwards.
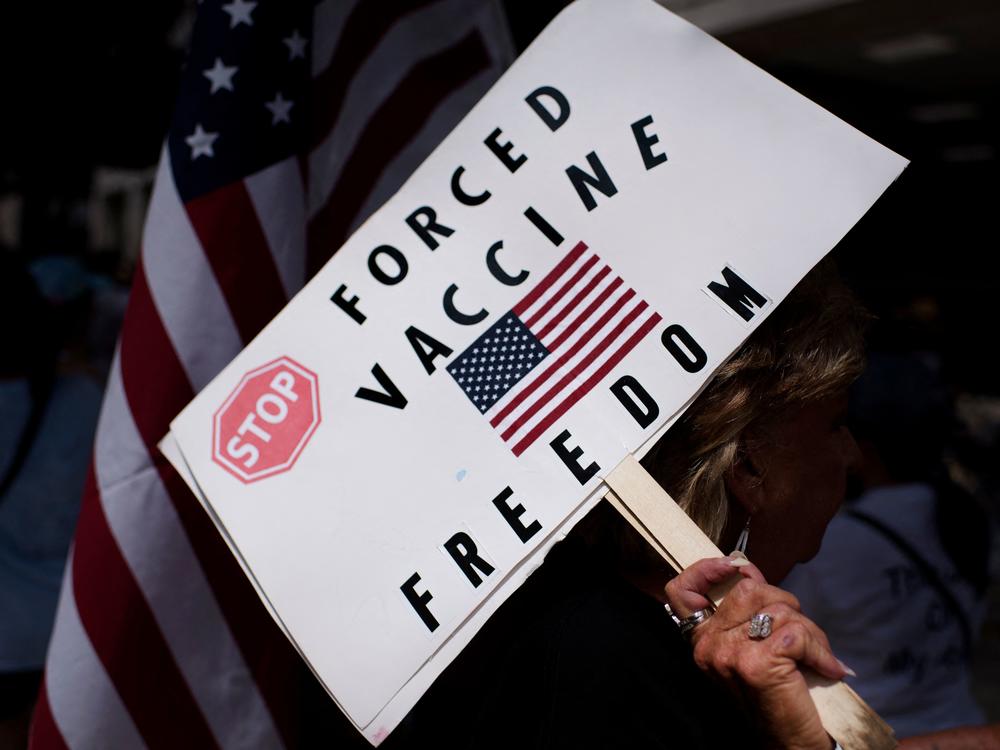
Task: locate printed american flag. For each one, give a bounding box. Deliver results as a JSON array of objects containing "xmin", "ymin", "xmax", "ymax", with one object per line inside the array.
[
  {"xmin": 448, "ymin": 241, "xmax": 662, "ymax": 456},
  {"xmin": 30, "ymin": 1, "xmax": 511, "ymax": 748}
]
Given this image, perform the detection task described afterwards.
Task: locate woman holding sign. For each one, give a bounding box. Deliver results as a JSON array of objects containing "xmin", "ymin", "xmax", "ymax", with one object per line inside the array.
[
  {"xmin": 646, "ymin": 262, "xmax": 867, "ymax": 749},
  {"xmin": 624, "ymin": 261, "xmax": 864, "ymax": 750},
  {"xmin": 393, "ymin": 262, "xmax": 877, "ymax": 749}
]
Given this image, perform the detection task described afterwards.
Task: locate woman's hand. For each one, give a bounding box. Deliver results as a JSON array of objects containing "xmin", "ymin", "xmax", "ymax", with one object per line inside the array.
[{"xmin": 665, "ymin": 556, "xmax": 850, "ymax": 750}]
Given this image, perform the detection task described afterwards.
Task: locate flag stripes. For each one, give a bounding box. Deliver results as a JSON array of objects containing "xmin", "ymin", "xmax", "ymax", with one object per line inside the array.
[
  {"xmin": 512, "ymin": 241, "xmax": 587, "ymax": 315},
  {"xmin": 99, "ymin": 363, "xmax": 285, "ymax": 748},
  {"xmin": 245, "ymin": 159, "xmax": 308, "ymax": 298},
  {"xmin": 72, "ymin": 473, "xmax": 220, "ymax": 750},
  {"xmin": 34, "ymin": 1, "xmax": 511, "ymax": 747},
  {"xmin": 503, "ymin": 299, "xmax": 648, "ymax": 445},
  {"xmin": 185, "ymin": 182, "xmax": 289, "ymax": 343},
  {"xmin": 141, "ymin": 157, "xmax": 243, "ymax": 391},
  {"xmin": 490, "ymin": 286, "xmax": 633, "ymax": 428},
  {"xmin": 119, "ymin": 261, "xmax": 198, "ymax": 449},
  {"xmin": 114, "ymin": 266, "xmax": 296, "ymax": 746},
  {"xmin": 42, "ymin": 573, "xmax": 144, "ymax": 749},
  {"xmin": 308, "ymin": 0, "xmax": 490, "ymax": 213},
  {"xmin": 309, "ymin": 0, "xmax": 436, "ymax": 147},
  {"xmin": 511, "ymin": 313, "xmax": 661, "ymax": 456},
  {"xmin": 534, "ymin": 266, "xmax": 611, "ymax": 341},
  {"xmin": 154, "ymin": 464, "xmax": 305, "ymax": 747},
  {"xmin": 475, "ymin": 241, "xmax": 662, "ymax": 456},
  {"xmin": 307, "ymin": 29, "xmax": 493, "ymax": 273},
  {"xmin": 522, "ymin": 255, "xmax": 599, "ymax": 329},
  {"xmin": 545, "ymin": 276, "xmax": 623, "ymax": 351}
]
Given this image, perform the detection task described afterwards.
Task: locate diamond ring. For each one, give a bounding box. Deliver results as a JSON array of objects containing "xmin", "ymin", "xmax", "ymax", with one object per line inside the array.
[{"xmin": 748, "ymin": 612, "xmax": 773, "ymax": 640}]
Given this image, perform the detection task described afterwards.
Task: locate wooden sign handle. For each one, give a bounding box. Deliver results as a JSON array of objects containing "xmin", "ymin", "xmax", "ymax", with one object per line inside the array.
[{"xmin": 604, "ymin": 455, "xmax": 897, "ymax": 750}]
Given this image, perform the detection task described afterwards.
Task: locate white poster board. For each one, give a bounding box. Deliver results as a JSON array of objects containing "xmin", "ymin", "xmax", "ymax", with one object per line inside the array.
[{"xmin": 164, "ymin": 0, "xmax": 906, "ymax": 743}]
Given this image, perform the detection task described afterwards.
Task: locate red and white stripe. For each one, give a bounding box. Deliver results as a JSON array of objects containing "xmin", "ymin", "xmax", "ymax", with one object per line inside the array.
[
  {"xmin": 32, "ymin": 2, "xmax": 511, "ymax": 748},
  {"xmin": 488, "ymin": 242, "xmax": 662, "ymax": 456}
]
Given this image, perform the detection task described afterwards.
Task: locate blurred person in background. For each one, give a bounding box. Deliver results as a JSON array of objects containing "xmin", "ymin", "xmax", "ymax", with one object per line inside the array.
[
  {"xmin": 0, "ymin": 255, "xmax": 102, "ymax": 748},
  {"xmin": 783, "ymin": 351, "xmax": 994, "ymax": 741}
]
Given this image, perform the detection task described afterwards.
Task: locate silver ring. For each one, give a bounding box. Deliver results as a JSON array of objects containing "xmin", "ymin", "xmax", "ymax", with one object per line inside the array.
[
  {"xmin": 748, "ymin": 612, "xmax": 773, "ymax": 640},
  {"xmin": 676, "ymin": 608, "xmax": 711, "ymax": 637}
]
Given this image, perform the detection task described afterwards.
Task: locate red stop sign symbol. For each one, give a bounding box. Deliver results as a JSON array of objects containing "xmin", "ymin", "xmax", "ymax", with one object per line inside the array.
[{"xmin": 212, "ymin": 357, "xmax": 321, "ymax": 483}]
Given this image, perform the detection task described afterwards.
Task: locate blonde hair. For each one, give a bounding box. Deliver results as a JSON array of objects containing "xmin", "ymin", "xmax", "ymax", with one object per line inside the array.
[{"xmin": 639, "ymin": 260, "xmax": 867, "ymax": 544}]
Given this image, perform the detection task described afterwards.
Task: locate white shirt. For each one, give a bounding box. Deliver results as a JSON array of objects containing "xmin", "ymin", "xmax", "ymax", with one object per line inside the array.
[{"xmin": 782, "ymin": 483, "xmax": 986, "ymax": 739}]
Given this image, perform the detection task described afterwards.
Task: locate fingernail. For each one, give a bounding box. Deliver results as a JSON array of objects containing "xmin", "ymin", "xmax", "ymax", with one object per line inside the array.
[
  {"xmin": 837, "ymin": 659, "xmax": 857, "ymax": 677},
  {"xmin": 727, "ymin": 551, "xmax": 749, "ymax": 567}
]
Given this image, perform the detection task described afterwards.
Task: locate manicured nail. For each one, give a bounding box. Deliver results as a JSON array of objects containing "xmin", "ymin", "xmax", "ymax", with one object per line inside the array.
[
  {"xmin": 837, "ymin": 659, "xmax": 857, "ymax": 677},
  {"xmin": 727, "ymin": 551, "xmax": 749, "ymax": 567}
]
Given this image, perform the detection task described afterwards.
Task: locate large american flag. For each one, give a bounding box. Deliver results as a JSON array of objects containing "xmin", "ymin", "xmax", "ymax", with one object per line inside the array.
[
  {"xmin": 29, "ymin": 1, "xmax": 511, "ymax": 747},
  {"xmin": 447, "ymin": 241, "xmax": 662, "ymax": 456}
]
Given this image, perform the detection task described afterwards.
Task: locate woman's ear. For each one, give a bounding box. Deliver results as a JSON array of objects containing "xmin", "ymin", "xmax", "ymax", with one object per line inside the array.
[{"xmin": 725, "ymin": 439, "xmax": 767, "ymax": 515}]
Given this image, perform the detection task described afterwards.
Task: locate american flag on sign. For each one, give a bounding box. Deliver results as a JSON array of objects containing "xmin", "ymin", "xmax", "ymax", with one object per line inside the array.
[
  {"xmin": 31, "ymin": 1, "xmax": 512, "ymax": 748},
  {"xmin": 448, "ymin": 241, "xmax": 663, "ymax": 456}
]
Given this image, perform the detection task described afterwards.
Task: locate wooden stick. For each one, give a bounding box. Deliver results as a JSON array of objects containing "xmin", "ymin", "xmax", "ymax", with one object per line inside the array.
[{"xmin": 605, "ymin": 455, "xmax": 897, "ymax": 750}]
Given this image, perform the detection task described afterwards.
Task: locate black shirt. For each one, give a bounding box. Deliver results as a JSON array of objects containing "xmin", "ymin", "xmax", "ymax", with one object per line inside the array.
[{"xmin": 385, "ymin": 538, "xmax": 760, "ymax": 749}]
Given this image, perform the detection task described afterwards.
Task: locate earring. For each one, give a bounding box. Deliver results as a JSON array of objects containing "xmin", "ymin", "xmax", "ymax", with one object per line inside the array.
[{"xmin": 735, "ymin": 517, "xmax": 751, "ymax": 555}]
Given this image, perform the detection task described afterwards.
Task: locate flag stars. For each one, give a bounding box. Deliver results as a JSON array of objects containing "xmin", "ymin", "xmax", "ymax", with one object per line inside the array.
[
  {"xmin": 222, "ymin": 0, "xmax": 256, "ymax": 28},
  {"xmin": 283, "ymin": 29, "xmax": 308, "ymax": 60},
  {"xmin": 448, "ymin": 316, "xmax": 549, "ymax": 415},
  {"xmin": 265, "ymin": 93, "xmax": 294, "ymax": 125},
  {"xmin": 203, "ymin": 58, "xmax": 237, "ymax": 94},
  {"xmin": 185, "ymin": 124, "xmax": 218, "ymax": 159}
]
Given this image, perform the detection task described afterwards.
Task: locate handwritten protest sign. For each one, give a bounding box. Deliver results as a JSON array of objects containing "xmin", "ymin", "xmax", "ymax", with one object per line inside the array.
[{"xmin": 163, "ymin": 0, "xmax": 907, "ymax": 742}]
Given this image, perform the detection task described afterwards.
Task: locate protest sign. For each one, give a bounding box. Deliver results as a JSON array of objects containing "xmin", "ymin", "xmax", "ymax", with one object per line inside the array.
[{"xmin": 164, "ymin": 0, "xmax": 907, "ymax": 742}]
